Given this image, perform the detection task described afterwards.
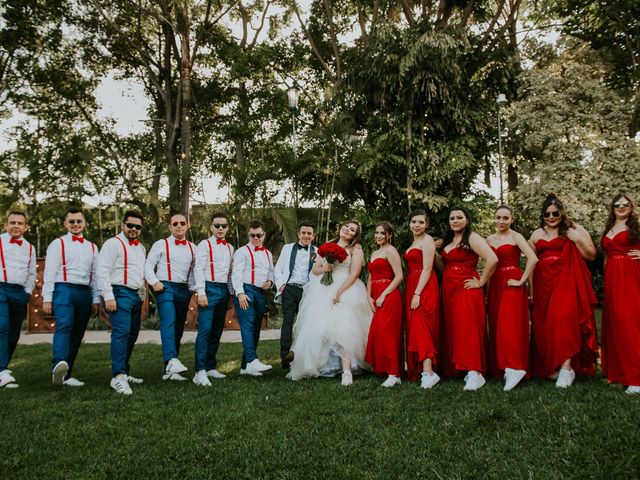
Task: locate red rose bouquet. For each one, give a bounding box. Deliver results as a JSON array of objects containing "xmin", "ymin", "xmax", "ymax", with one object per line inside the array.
[{"xmin": 317, "ymin": 242, "xmax": 348, "ymax": 286}]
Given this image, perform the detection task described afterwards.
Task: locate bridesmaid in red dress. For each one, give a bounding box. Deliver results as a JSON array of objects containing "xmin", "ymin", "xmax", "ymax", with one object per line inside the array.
[
  {"xmin": 486, "ymin": 205, "xmax": 538, "ymax": 391},
  {"xmin": 365, "ymin": 221, "xmax": 404, "ymax": 388},
  {"xmin": 437, "ymin": 206, "xmax": 497, "ymax": 391},
  {"xmin": 404, "ymin": 209, "xmax": 440, "ymax": 389},
  {"xmin": 529, "ymin": 194, "xmax": 598, "ymax": 388},
  {"xmin": 601, "ymin": 193, "xmax": 640, "ymax": 394}
]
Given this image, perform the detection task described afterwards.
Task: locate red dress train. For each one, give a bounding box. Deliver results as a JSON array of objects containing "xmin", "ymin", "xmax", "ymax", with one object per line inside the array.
[
  {"xmin": 531, "ymin": 237, "xmax": 598, "ymax": 378},
  {"xmin": 601, "ymin": 231, "xmax": 640, "ymax": 386},
  {"xmin": 404, "ymin": 248, "xmax": 440, "ymax": 381},
  {"xmin": 365, "ymin": 258, "xmax": 404, "ymax": 377},
  {"xmin": 487, "ymin": 244, "xmax": 530, "ymax": 378},
  {"xmin": 440, "ymin": 247, "xmax": 487, "ymax": 377}
]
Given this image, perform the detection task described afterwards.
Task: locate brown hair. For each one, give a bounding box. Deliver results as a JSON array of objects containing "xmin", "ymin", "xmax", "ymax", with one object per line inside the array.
[
  {"xmin": 601, "ymin": 193, "xmax": 640, "ymax": 244},
  {"xmin": 332, "ymin": 220, "xmax": 361, "ymax": 249},
  {"xmin": 375, "ymin": 221, "xmax": 394, "ymax": 245},
  {"xmin": 540, "ymin": 194, "xmax": 573, "ymax": 236}
]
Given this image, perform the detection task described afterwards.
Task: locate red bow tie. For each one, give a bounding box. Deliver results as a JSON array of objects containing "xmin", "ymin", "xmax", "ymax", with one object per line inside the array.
[
  {"xmin": 217, "ymin": 239, "xmax": 227, "ymax": 245},
  {"xmin": 175, "ymin": 239, "xmax": 187, "ymax": 245},
  {"xmin": 254, "ymin": 246, "xmax": 265, "ymax": 252},
  {"xmin": 10, "ymin": 237, "xmax": 23, "ymax": 246},
  {"xmin": 129, "ymin": 239, "xmax": 139, "ymax": 246},
  {"xmin": 72, "ymin": 235, "xmax": 84, "ymax": 243}
]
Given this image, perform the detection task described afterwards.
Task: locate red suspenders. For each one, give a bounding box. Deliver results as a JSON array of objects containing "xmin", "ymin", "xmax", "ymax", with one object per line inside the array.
[
  {"xmin": 165, "ymin": 238, "xmax": 194, "ymax": 282},
  {"xmin": 246, "ymin": 246, "xmax": 271, "ymax": 285},
  {"xmin": 114, "ymin": 237, "xmax": 128, "ymax": 285},
  {"xmin": 207, "ymin": 240, "xmax": 231, "ymax": 282},
  {"xmin": 60, "ymin": 237, "xmax": 95, "ymax": 283},
  {"xmin": 0, "ymin": 237, "xmax": 6, "ymax": 282},
  {"xmin": 0, "ymin": 237, "xmax": 32, "ymax": 283}
]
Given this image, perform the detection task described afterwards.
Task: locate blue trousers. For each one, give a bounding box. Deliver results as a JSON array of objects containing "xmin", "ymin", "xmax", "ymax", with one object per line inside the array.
[
  {"xmin": 155, "ymin": 281, "xmax": 191, "ymax": 363},
  {"xmin": 0, "ymin": 283, "xmax": 29, "ymax": 371},
  {"xmin": 51, "ymin": 283, "xmax": 92, "ymax": 378},
  {"xmin": 195, "ymin": 282, "xmax": 230, "ymax": 371},
  {"xmin": 109, "ymin": 285, "xmax": 142, "ymax": 377},
  {"xmin": 233, "ymin": 284, "xmax": 266, "ymax": 369}
]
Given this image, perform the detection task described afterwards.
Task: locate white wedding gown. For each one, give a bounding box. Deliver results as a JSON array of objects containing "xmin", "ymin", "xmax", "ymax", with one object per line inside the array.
[{"xmin": 289, "ymin": 252, "xmax": 373, "ymax": 380}]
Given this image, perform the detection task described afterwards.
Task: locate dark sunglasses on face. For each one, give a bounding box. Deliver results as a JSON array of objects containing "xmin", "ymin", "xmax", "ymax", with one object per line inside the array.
[
  {"xmin": 126, "ymin": 223, "xmax": 143, "ymax": 230},
  {"xmin": 67, "ymin": 219, "xmax": 84, "ymax": 225},
  {"xmin": 213, "ymin": 223, "xmax": 228, "ymax": 229},
  {"xmin": 249, "ymin": 233, "xmax": 264, "ymax": 239},
  {"xmin": 171, "ymin": 221, "xmax": 187, "ymax": 227},
  {"xmin": 614, "ymin": 201, "xmax": 630, "ymax": 208},
  {"xmin": 543, "ymin": 211, "xmax": 561, "ymax": 219}
]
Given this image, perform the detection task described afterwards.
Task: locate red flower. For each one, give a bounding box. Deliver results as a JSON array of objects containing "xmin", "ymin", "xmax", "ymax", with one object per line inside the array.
[{"xmin": 317, "ymin": 242, "xmax": 348, "ymax": 263}]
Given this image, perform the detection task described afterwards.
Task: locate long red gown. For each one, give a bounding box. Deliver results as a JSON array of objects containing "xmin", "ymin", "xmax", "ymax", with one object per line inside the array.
[
  {"xmin": 601, "ymin": 230, "xmax": 640, "ymax": 386},
  {"xmin": 440, "ymin": 247, "xmax": 487, "ymax": 377},
  {"xmin": 364, "ymin": 257, "xmax": 404, "ymax": 378},
  {"xmin": 488, "ymin": 244, "xmax": 530, "ymax": 378},
  {"xmin": 404, "ymin": 248, "xmax": 440, "ymax": 381},
  {"xmin": 531, "ymin": 236, "xmax": 598, "ymax": 378}
]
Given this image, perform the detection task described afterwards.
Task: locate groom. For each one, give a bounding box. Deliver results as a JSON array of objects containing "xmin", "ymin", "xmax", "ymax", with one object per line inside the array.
[{"xmin": 274, "ymin": 222, "xmax": 316, "ymax": 369}]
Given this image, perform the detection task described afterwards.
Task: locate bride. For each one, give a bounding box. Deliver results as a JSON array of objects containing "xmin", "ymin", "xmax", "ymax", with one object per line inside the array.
[{"xmin": 289, "ymin": 220, "xmax": 373, "ymax": 386}]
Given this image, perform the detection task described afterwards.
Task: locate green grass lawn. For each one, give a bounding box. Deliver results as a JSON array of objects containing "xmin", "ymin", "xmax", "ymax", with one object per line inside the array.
[{"xmin": 2, "ymin": 340, "xmax": 638, "ymax": 479}]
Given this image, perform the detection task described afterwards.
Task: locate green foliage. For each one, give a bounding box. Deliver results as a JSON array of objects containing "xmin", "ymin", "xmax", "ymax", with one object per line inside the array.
[{"xmin": 508, "ymin": 38, "xmax": 640, "ymax": 237}]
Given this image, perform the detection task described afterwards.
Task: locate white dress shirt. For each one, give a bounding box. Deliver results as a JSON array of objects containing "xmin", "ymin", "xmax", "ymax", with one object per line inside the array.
[
  {"xmin": 0, "ymin": 232, "xmax": 36, "ymax": 294},
  {"xmin": 144, "ymin": 236, "xmax": 196, "ymax": 289},
  {"xmin": 194, "ymin": 237, "xmax": 235, "ymax": 296},
  {"xmin": 42, "ymin": 233, "xmax": 100, "ymax": 303},
  {"xmin": 274, "ymin": 243, "xmax": 315, "ymax": 292},
  {"xmin": 97, "ymin": 232, "xmax": 146, "ymax": 301},
  {"xmin": 231, "ymin": 244, "xmax": 275, "ymax": 296}
]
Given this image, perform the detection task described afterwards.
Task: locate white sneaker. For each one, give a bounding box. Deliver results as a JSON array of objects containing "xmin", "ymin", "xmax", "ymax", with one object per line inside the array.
[
  {"xmin": 63, "ymin": 377, "xmax": 85, "ymax": 387},
  {"xmin": 503, "ymin": 368, "xmax": 526, "ymax": 391},
  {"xmin": 0, "ymin": 369, "xmax": 17, "ymax": 388},
  {"xmin": 626, "ymin": 385, "xmax": 640, "ymax": 394},
  {"xmin": 381, "ymin": 375, "xmax": 401, "ymax": 388},
  {"xmin": 110, "ymin": 376, "xmax": 133, "ymax": 395},
  {"xmin": 193, "ymin": 370, "xmax": 212, "ymax": 387},
  {"xmin": 206, "ymin": 369, "xmax": 227, "ymax": 379},
  {"xmin": 247, "ymin": 359, "xmax": 272, "ymax": 373},
  {"xmin": 341, "ymin": 371, "xmax": 353, "ymax": 386},
  {"xmin": 555, "ymin": 368, "xmax": 575, "ymax": 388},
  {"xmin": 162, "ymin": 373, "xmax": 187, "ymax": 381},
  {"xmin": 463, "ymin": 371, "xmax": 486, "ymax": 391},
  {"xmin": 125, "ymin": 375, "xmax": 144, "ymax": 384},
  {"xmin": 240, "ymin": 368, "xmax": 262, "ymax": 377},
  {"xmin": 52, "ymin": 361, "xmax": 69, "ymax": 386},
  {"xmin": 166, "ymin": 358, "xmax": 188, "ymax": 374},
  {"xmin": 420, "ymin": 372, "xmax": 440, "ymax": 389}
]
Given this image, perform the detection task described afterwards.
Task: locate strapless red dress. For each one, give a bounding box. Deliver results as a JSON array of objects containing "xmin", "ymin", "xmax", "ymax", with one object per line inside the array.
[
  {"xmin": 440, "ymin": 247, "xmax": 487, "ymax": 376},
  {"xmin": 531, "ymin": 236, "xmax": 598, "ymax": 377},
  {"xmin": 487, "ymin": 244, "xmax": 530, "ymax": 378},
  {"xmin": 404, "ymin": 248, "xmax": 440, "ymax": 381},
  {"xmin": 601, "ymin": 230, "xmax": 640, "ymax": 386},
  {"xmin": 365, "ymin": 257, "xmax": 404, "ymax": 377}
]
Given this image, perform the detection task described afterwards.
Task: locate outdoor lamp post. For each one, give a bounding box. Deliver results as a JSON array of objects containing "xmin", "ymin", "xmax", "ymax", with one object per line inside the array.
[{"xmin": 496, "ymin": 93, "xmax": 508, "ymax": 204}]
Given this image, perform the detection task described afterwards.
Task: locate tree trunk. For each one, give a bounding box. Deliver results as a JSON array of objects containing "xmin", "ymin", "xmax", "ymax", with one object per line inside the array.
[{"xmin": 177, "ymin": 3, "xmax": 192, "ymax": 216}]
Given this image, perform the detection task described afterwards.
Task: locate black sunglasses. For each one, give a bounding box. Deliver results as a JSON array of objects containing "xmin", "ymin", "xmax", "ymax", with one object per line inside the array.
[
  {"xmin": 614, "ymin": 201, "xmax": 630, "ymax": 208},
  {"xmin": 126, "ymin": 223, "xmax": 143, "ymax": 230},
  {"xmin": 171, "ymin": 221, "xmax": 187, "ymax": 227},
  {"xmin": 67, "ymin": 219, "xmax": 84, "ymax": 225},
  {"xmin": 213, "ymin": 223, "xmax": 228, "ymax": 229},
  {"xmin": 249, "ymin": 233, "xmax": 264, "ymax": 239},
  {"xmin": 543, "ymin": 211, "xmax": 561, "ymax": 219}
]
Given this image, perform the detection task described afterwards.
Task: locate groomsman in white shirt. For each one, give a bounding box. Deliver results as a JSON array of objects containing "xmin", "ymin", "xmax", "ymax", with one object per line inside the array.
[
  {"xmin": 192, "ymin": 212, "xmax": 234, "ymax": 387},
  {"xmin": 274, "ymin": 222, "xmax": 316, "ymax": 369},
  {"xmin": 0, "ymin": 212, "xmax": 36, "ymax": 389},
  {"xmin": 97, "ymin": 210, "xmax": 146, "ymax": 395},
  {"xmin": 145, "ymin": 212, "xmax": 196, "ymax": 381},
  {"xmin": 231, "ymin": 220, "xmax": 275, "ymax": 376},
  {"xmin": 43, "ymin": 207, "xmax": 99, "ymax": 387}
]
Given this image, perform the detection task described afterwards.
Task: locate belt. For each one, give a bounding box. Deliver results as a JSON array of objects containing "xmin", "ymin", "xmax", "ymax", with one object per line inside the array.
[
  {"xmin": 540, "ymin": 255, "xmax": 561, "ymax": 262},
  {"xmin": 286, "ymin": 282, "xmax": 306, "ymax": 289},
  {"xmin": 371, "ymin": 278, "xmax": 391, "ymax": 284},
  {"xmin": 0, "ymin": 282, "xmax": 25, "ymax": 290},
  {"xmin": 608, "ymin": 254, "xmax": 633, "ymax": 260},
  {"xmin": 445, "ymin": 266, "xmax": 475, "ymax": 272},
  {"xmin": 496, "ymin": 265, "xmax": 520, "ymax": 272}
]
